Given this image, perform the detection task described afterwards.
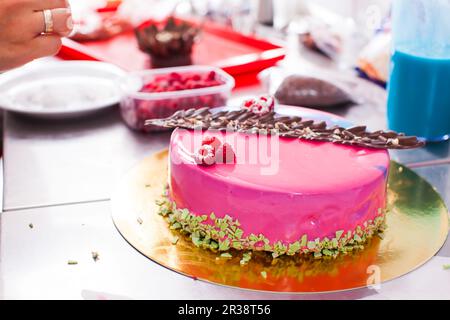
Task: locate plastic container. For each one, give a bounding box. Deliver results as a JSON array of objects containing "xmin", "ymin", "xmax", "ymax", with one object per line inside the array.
[
  {"xmin": 387, "ymin": 0, "xmax": 450, "ymax": 141},
  {"xmin": 120, "ymin": 66, "xmax": 235, "ymax": 132}
]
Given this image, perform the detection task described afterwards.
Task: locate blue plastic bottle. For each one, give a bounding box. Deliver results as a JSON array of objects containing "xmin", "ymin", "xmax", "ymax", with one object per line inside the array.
[{"xmin": 387, "ymin": 0, "xmax": 450, "ymax": 141}]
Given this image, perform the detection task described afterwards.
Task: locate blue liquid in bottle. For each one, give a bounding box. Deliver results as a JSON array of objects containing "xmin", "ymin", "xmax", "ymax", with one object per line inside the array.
[{"xmin": 387, "ymin": 49, "xmax": 450, "ymax": 141}]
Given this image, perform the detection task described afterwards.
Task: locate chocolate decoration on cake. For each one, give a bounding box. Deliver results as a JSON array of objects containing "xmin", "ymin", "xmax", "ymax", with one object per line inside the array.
[
  {"xmin": 135, "ymin": 17, "xmax": 199, "ymax": 68},
  {"xmin": 146, "ymin": 107, "xmax": 425, "ymax": 150}
]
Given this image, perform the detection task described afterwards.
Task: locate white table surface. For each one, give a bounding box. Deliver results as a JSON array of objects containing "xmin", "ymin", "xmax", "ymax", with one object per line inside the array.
[{"xmin": 1, "ymin": 198, "xmax": 449, "ymax": 300}]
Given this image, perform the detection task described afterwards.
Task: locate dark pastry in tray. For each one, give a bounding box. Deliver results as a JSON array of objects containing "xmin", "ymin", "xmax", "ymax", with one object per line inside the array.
[
  {"xmin": 135, "ymin": 17, "xmax": 200, "ymax": 68},
  {"xmin": 274, "ymin": 75, "xmax": 354, "ymax": 108}
]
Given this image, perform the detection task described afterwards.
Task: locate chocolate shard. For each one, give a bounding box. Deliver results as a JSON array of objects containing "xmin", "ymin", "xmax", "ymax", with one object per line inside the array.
[
  {"xmin": 346, "ymin": 126, "xmax": 367, "ymax": 134},
  {"xmin": 397, "ymin": 136, "xmax": 423, "ymax": 146},
  {"xmin": 311, "ymin": 121, "xmax": 327, "ymax": 130},
  {"xmin": 145, "ymin": 108, "xmax": 425, "ymax": 150}
]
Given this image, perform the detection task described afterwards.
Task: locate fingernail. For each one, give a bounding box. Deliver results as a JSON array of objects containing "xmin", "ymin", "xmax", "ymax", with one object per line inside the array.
[{"xmin": 66, "ymin": 16, "xmax": 73, "ymax": 31}]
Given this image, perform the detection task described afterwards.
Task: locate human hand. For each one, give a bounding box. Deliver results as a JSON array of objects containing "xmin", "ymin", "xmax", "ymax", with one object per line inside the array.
[{"xmin": 0, "ymin": 0, "xmax": 73, "ymax": 71}]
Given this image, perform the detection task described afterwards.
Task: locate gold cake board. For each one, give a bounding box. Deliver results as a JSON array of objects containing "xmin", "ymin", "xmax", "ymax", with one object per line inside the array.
[{"xmin": 111, "ymin": 150, "xmax": 449, "ymax": 293}]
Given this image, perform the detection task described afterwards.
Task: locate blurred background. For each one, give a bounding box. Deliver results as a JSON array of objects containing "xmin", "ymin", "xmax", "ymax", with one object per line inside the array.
[{"xmin": 67, "ymin": 0, "xmax": 394, "ymax": 81}]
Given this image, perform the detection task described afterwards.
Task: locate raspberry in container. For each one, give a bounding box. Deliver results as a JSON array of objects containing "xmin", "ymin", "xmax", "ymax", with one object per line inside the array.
[{"xmin": 120, "ymin": 66, "xmax": 235, "ymax": 132}]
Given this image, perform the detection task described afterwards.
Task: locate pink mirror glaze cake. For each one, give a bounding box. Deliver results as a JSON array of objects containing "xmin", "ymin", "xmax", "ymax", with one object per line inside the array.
[
  {"xmin": 151, "ymin": 97, "xmax": 423, "ymax": 260},
  {"xmin": 159, "ymin": 126, "xmax": 390, "ymax": 259}
]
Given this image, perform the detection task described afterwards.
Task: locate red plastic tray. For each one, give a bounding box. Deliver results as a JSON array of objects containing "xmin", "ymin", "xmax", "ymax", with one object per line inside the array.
[{"xmin": 58, "ymin": 18, "xmax": 286, "ymax": 87}]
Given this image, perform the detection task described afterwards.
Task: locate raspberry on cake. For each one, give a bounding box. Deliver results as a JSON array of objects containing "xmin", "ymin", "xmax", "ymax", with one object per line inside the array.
[
  {"xmin": 193, "ymin": 136, "xmax": 236, "ymax": 166},
  {"xmin": 215, "ymin": 143, "xmax": 236, "ymax": 164},
  {"xmin": 241, "ymin": 95, "xmax": 275, "ymax": 115},
  {"xmin": 193, "ymin": 144, "xmax": 216, "ymax": 166}
]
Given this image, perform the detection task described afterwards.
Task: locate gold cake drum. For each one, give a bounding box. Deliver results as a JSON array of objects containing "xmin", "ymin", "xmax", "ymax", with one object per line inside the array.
[{"xmin": 111, "ymin": 150, "xmax": 449, "ymax": 293}]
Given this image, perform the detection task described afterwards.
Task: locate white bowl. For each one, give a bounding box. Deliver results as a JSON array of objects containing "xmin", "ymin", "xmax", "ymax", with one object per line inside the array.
[{"xmin": 0, "ymin": 60, "xmax": 127, "ymax": 119}]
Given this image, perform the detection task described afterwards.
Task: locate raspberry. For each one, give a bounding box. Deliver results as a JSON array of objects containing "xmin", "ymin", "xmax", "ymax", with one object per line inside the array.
[
  {"xmin": 184, "ymin": 80, "xmax": 195, "ymax": 90},
  {"xmin": 154, "ymin": 75, "xmax": 167, "ymax": 82},
  {"xmin": 140, "ymin": 71, "xmax": 224, "ymax": 93},
  {"xmin": 202, "ymin": 136, "xmax": 222, "ymax": 152},
  {"xmin": 194, "ymin": 144, "xmax": 216, "ymax": 166},
  {"xmin": 205, "ymin": 71, "xmax": 216, "ymax": 81},
  {"xmin": 169, "ymin": 72, "xmax": 182, "ymax": 81},
  {"xmin": 243, "ymin": 99, "xmax": 255, "ymax": 108},
  {"xmin": 194, "ymin": 139, "xmax": 236, "ymax": 166},
  {"xmin": 241, "ymin": 95, "xmax": 275, "ymax": 115},
  {"xmin": 172, "ymin": 84, "xmax": 183, "ymax": 91},
  {"xmin": 260, "ymin": 95, "xmax": 275, "ymax": 109},
  {"xmin": 215, "ymin": 143, "xmax": 236, "ymax": 164}
]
